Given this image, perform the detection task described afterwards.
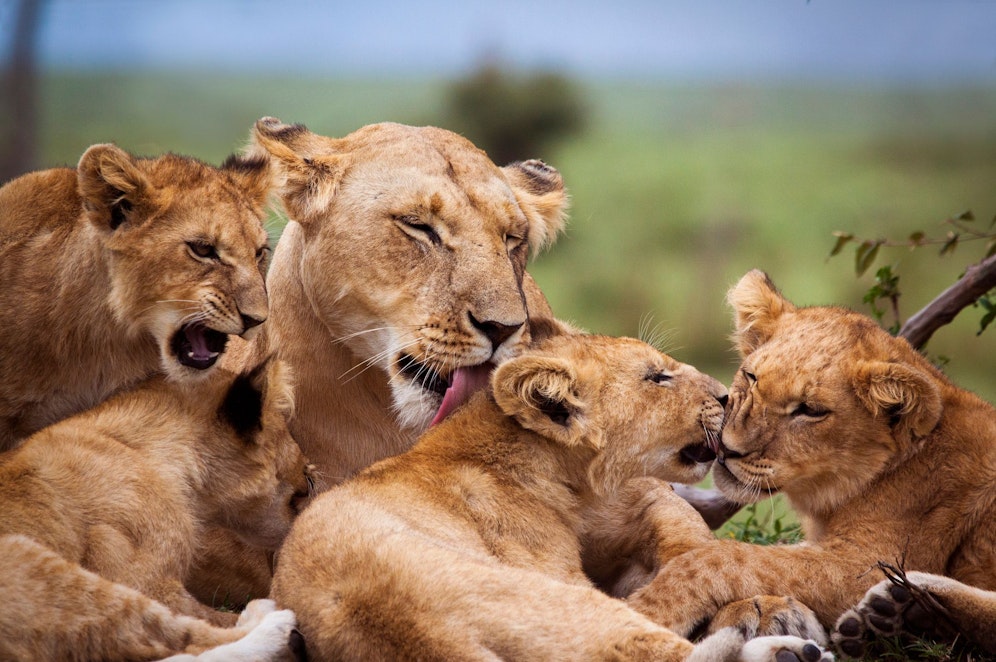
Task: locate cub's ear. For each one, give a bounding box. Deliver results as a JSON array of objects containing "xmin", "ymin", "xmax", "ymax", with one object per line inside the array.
[
  {"xmin": 727, "ymin": 269, "xmax": 796, "ymax": 356},
  {"xmin": 492, "ymin": 354, "xmax": 597, "ymax": 447},
  {"xmin": 247, "ymin": 116, "xmax": 345, "ymax": 224},
  {"xmin": 852, "ymin": 360, "xmax": 942, "ymax": 442},
  {"xmin": 219, "ymin": 357, "xmax": 294, "ymax": 442},
  {"xmin": 77, "ymin": 143, "xmax": 153, "ymax": 232},
  {"xmin": 502, "ymin": 159, "xmax": 569, "ymax": 255},
  {"xmin": 220, "ymin": 152, "xmax": 273, "ymax": 211}
]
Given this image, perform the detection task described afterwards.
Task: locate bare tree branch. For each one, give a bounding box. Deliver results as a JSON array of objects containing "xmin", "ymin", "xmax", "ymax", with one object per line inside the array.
[
  {"xmin": 1, "ymin": 0, "xmax": 43, "ymax": 184},
  {"xmin": 899, "ymin": 252, "xmax": 996, "ymax": 349}
]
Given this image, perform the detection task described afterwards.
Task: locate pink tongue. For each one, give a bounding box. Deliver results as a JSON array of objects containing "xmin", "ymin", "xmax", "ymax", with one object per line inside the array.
[
  {"xmin": 430, "ymin": 364, "xmax": 494, "ymax": 427},
  {"xmin": 186, "ymin": 325, "xmax": 212, "ymax": 361}
]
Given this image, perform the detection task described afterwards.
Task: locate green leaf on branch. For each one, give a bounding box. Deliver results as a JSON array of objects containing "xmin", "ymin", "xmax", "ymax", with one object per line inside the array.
[
  {"xmin": 828, "ymin": 231, "xmax": 854, "ymax": 258},
  {"xmin": 855, "ymin": 240, "xmax": 881, "ymax": 276},
  {"xmin": 978, "ymin": 294, "xmax": 996, "ymax": 336},
  {"xmin": 940, "ymin": 232, "xmax": 960, "ymax": 256},
  {"xmin": 957, "ymin": 210, "xmax": 975, "ymax": 222}
]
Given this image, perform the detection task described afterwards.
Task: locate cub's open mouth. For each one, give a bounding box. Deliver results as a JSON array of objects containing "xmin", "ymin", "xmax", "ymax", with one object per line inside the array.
[
  {"xmin": 679, "ymin": 442, "xmax": 718, "ymax": 465},
  {"xmin": 397, "ymin": 353, "xmax": 494, "ymax": 426},
  {"xmin": 171, "ymin": 322, "xmax": 228, "ymax": 370}
]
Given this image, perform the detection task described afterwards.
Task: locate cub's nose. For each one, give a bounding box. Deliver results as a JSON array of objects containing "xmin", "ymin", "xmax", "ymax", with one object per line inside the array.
[{"xmin": 715, "ymin": 442, "xmax": 745, "ymax": 466}]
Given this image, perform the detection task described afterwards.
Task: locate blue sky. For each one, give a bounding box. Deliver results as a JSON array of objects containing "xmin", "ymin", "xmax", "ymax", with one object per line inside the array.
[{"xmin": 7, "ymin": 0, "xmax": 996, "ymax": 82}]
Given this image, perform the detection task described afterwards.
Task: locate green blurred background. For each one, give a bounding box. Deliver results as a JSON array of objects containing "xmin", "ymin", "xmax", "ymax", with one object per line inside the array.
[
  {"xmin": 30, "ymin": 73, "xmax": 996, "ymax": 401},
  {"xmin": 4, "ymin": 1, "xmax": 995, "ymax": 402}
]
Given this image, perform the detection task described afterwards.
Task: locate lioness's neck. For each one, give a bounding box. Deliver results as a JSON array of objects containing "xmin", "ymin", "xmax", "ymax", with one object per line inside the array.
[{"xmin": 265, "ymin": 226, "xmax": 413, "ymax": 486}]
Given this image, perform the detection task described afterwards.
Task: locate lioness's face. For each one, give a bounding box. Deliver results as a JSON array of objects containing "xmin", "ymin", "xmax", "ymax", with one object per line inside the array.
[
  {"xmin": 81, "ymin": 148, "xmax": 271, "ymax": 380},
  {"xmin": 256, "ymin": 121, "xmax": 567, "ymax": 431},
  {"xmin": 716, "ymin": 270, "xmax": 940, "ymax": 516}
]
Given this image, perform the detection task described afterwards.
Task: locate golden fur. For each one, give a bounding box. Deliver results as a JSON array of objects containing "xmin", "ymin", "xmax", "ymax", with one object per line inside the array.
[
  {"xmin": 0, "ymin": 359, "xmax": 313, "ymax": 661},
  {"xmin": 187, "ymin": 117, "xmax": 571, "ymax": 603},
  {"xmin": 0, "ymin": 144, "xmax": 271, "ymax": 450},
  {"xmin": 621, "ymin": 269, "xmax": 996, "ymax": 641},
  {"xmin": 233, "ymin": 117, "xmax": 570, "ymax": 484},
  {"xmin": 270, "ymin": 334, "xmax": 829, "ymax": 661}
]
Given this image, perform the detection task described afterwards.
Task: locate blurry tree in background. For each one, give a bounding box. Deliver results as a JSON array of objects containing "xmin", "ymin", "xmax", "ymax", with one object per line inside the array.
[
  {"xmin": 445, "ymin": 62, "xmax": 587, "ymax": 165},
  {"xmin": 1, "ymin": 0, "xmax": 42, "ymax": 183},
  {"xmin": 830, "ymin": 211, "xmax": 996, "ymax": 350}
]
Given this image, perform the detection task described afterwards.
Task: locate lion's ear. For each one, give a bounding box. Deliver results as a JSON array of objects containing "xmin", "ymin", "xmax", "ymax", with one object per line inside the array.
[
  {"xmin": 852, "ymin": 360, "xmax": 942, "ymax": 441},
  {"xmin": 492, "ymin": 354, "xmax": 598, "ymax": 448},
  {"xmin": 220, "ymin": 152, "xmax": 273, "ymax": 211},
  {"xmin": 249, "ymin": 117, "xmax": 345, "ymax": 224},
  {"xmin": 502, "ymin": 159, "xmax": 569, "ymax": 255},
  {"xmin": 727, "ymin": 269, "xmax": 796, "ymax": 356},
  {"xmin": 220, "ymin": 357, "xmax": 295, "ymax": 442},
  {"xmin": 77, "ymin": 143, "xmax": 153, "ymax": 232}
]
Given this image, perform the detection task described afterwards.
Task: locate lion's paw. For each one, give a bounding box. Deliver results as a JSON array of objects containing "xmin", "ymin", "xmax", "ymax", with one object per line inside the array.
[
  {"xmin": 235, "ymin": 598, "xmax": 278, "ymax": 629},
  {"xmin": 195, "ymin": 609, "xmax": 301, "ymax": 662},
  {"xmin": 690, "ymin": 627, "xmax": 833, "ymax": 662},
  {"xmin": 832, "ymin": 572, "xmax": 956, "ymax": 659},
  {"xmin": 711, "ymin": 596, "xmax": 828, "ymax": 645}
]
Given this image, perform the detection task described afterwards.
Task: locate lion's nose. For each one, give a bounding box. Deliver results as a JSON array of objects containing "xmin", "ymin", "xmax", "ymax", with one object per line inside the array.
[
  {"xmin": 716, "ymin": 393, "xmax": 729, "ymax": 408},
  {"xmin": 469, "ymin": 313, "xmax": 523, "ymax": 352}
]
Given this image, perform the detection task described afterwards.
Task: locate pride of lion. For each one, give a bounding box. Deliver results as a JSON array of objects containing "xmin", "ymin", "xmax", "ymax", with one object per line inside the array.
[{"xmin": 2, "ymin": 114, "xmax": 994, "ymax": 662}]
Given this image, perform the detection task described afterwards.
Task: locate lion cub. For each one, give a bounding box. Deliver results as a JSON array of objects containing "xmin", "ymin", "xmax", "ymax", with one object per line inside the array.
[
  {"xmin": 0, "ymin": 143, "xmax": 272, "ymax": 450},
  {"xmin": 619, "ymin": 270, "xmax": 996, "ymax": 656},
  {"xmin": 0, "ymin": 358, "xmax": 313, "ymax": 661},
  {"xmin": 271, "ymin": 333, "xmax": 830, "ymax": 661}
]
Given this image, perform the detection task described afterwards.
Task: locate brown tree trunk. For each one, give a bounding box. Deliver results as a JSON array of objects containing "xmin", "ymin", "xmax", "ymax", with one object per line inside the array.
[
  {"xmin": 899, "ymin": 252, "xmax": 996, "ymax": 349},
  {"xmin": 1, "ymin": 0, "xmax": 43, "ymax": 184}
]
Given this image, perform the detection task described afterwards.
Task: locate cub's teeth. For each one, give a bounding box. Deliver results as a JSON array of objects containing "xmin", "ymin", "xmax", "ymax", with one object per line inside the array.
[
  {"xmin": 188, "ymin": 351, "xmax": 196, "ymax": 358},
  {"xmin": 209, "ymin": 351, "xmax": 219, "ymax": 358}
]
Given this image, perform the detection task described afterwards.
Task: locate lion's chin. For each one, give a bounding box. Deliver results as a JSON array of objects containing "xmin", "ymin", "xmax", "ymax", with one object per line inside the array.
[
  {"xmin": 712, "ymin": 462, "xmax": 779, "ymax": 504},
  {"xmin": 391, "ymin": 356, "xmax": 495, "ymax": 431}
]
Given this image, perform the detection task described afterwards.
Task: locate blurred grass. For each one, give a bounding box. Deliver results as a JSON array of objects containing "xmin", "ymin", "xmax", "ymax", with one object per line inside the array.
[{"xmin": 35, "ymin": 73, "xmax": 996, "ymax": 402}]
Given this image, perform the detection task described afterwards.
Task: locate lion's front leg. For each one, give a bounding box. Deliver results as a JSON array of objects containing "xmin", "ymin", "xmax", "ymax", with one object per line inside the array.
[
  {"xmin": 581, "ymin": 477, "xmax": 715, "ymax": 598},
  {"xmin": 833, "ymin": 570, "xmax": 996, "ymax": 659},
  {"xmin": 628, "ymin": 540, "xmax": 876, "ymax": 636}
]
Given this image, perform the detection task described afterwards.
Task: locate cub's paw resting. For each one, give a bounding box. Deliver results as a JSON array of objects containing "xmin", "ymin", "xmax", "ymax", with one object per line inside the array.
[
  {"xmin": 690, "ymin": 626, "xmax": 834, "ymax": 662},
  {"xmin": 162, "ymin": 608, "xmax": 301, "ymax": 662},
  {"xmin": 832, "ymin": 571, "xmax": 957, "ymax": 659},
  {"xmin": 711, "ymin": 595, "xmax": 828, "ymax": 645}
]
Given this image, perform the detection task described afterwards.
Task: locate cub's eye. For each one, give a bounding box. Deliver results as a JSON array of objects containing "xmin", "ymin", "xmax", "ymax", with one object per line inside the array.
[
  {"xmin": 791, "ymin": 402, "xmax": 829, "ymax": 419},
  {"xmin": 742, "ymin": 369, "xmax": 757, "ymax": 385},
  {"xmin": 396, "ymin": 214, "xmax": 441, "ymax": 246},
  {"xmin": 646, "ymin": 370, "xmax": 674, "ymax": 386},
  {"xmin": 186, "ymin": 240, "xmax": 219, "ymax": 261},
  {"xmin": 255, "ymin": 246, "xmax": 270, "ymax": 264}
]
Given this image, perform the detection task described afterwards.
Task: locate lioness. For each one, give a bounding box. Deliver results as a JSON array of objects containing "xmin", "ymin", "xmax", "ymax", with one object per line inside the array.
[
  {"xmin": 620, "ymin": 269, "xmax": 996, "ymax": 650},
  {"xmin": 0, "ymin": 143, "xmax": 271, "ymax": 450},
  {"xmin": 0, "ymin": 358, "xmax": 313, "ymax": 661},
  {"xmin": 188, "ymin": 117, "xmax": 573, "ymax": 602},
  {"xmin": 236, "ymin": 117, "xmax": 569, "ymax": 481},
  {"xmin": 270, "ymin": 334, "xmax": 830, "ymax": 662}
]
